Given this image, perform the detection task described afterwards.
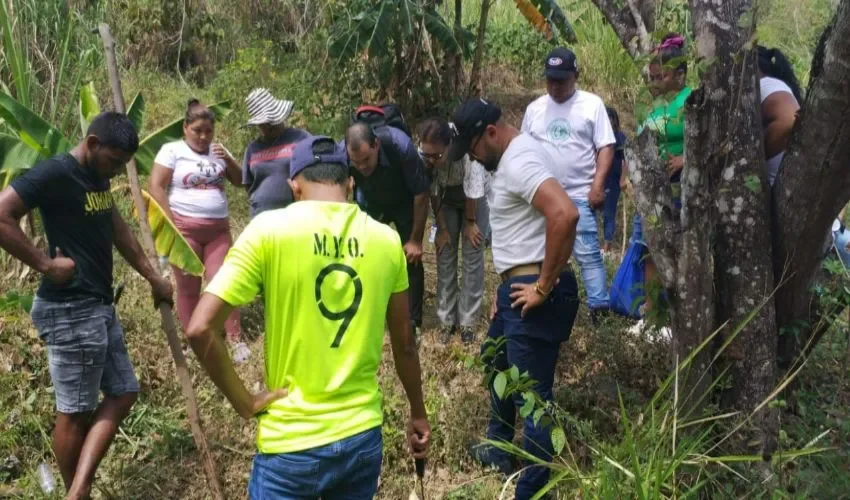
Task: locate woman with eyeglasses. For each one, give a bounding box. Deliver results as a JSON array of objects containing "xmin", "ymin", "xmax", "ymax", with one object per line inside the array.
[{"xmin": 418, "ymin": 118, "xmax": 491, "ymax": 345}]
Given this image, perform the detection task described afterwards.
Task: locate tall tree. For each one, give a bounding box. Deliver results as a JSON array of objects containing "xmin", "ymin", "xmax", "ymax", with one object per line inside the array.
[{"xmin": 590, "ymin": 0, "xmax": 850, "ymax": 458}]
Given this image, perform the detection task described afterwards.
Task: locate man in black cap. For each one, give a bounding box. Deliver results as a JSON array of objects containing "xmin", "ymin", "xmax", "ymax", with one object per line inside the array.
[
  {"xmin": 448, "ymin": 97, "xmax": 580, "ymax": 499},
  {"xmin": 522, "ymin": 47, "xmax": 615, "ymax": 323}
]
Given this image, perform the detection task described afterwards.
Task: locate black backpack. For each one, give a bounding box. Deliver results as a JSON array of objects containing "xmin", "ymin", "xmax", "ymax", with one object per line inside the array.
[{"xmin": 352, "ymin": 103, "xmax": 412, "ymax": 138}]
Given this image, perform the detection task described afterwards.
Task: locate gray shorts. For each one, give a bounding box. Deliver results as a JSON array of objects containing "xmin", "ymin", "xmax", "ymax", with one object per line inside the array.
[{"xmin": 31, "ymin": 297, "xmax": 140, "ymax": 414}]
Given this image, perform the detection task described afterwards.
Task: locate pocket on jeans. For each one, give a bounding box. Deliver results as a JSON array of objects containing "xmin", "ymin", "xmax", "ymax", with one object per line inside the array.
[
  {"xmin": 47, "ymin": 321, "xmax": 108, "ymax": 367},
  {"xmin": 261, "ymin": 451, "xmax": 320, "ymax": 477}
]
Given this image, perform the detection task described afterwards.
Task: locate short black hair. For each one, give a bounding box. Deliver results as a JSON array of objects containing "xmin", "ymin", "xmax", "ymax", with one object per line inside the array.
[
  {"xmin": 298, "ymin": 139, "xmax": 349, "ymax": 185},
  {"xmin": 345, "ymin": 121, "xmax": 377, "ymax": 149},
  {"xmin": 417, "ymin": 117, "xmax": 452, "ymax": 146},
  {"xmin": 87, "ymin": 112, "xmax": 139, "ymax": 153}
]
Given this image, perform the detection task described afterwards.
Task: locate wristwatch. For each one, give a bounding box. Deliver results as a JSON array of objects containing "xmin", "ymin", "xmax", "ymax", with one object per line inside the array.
[{"xmin": 533, "ymin": 281, "xmax": 553, "ymax": 297}]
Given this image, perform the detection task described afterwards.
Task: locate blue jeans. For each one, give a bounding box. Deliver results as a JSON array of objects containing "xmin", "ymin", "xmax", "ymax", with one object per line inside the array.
[
  {"xmin": 573, "ymin": 199, "xmax": 609, "ymax": 310},
  {"xmin": 602, "ymin": 183, "xmax": 621, "ymax": 242},
  {"xmin": 30, "ymin": 297, "xmax": 139, "ymax": 414},
  {"xmin": 484, "ymin": 272, "xmax": 579, "ymax": 499},
  {"xmin": 248, "ymin": 427, "xmax": 382, "ymax": 499},
  {"xmin": 631, "ymin": 214, "xmax": 646, "ymax": 247}
]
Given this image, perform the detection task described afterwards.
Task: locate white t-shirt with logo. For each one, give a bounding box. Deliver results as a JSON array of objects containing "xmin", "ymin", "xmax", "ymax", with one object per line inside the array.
[
  {"xmin": 760, "ymin": 76, "xmax": 799, "ymax": 186},
  {"xmin": 488, "ymin": 133, "xmax": 555, "ymax": 274},
  {"xmin": 521, "ymin": 90, "xmax": 616, "ymax": 200},
  {"xmin": 154, "ymin": 140, "xmax": 229, "ymax": 219}
]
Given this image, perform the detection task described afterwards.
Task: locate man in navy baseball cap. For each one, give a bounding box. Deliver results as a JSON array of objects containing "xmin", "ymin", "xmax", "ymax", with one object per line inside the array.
[
  {"xmin": 544, "ymin": 47, "xmax": 579, "ymax": 80},
  {"xmin": 289, "ymin": 135, "xmax": 349, "ymax": 182}
]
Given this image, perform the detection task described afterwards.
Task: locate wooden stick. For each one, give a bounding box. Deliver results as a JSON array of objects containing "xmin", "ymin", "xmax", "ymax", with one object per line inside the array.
[{"xmin": 97, "ymin": 23, "xmax": 224, "ymax": 500}]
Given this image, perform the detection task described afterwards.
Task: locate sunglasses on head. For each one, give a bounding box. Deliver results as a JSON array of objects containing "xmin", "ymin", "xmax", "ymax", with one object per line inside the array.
[{"xmin": 417, "ymin": 147, "xmax": 444, "ymax": 162}]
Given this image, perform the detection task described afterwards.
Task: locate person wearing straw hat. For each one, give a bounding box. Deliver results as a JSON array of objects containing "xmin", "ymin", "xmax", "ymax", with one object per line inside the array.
[{"xmin": 240, "ymin": 88, "xmax": 311, "ymax": 218}]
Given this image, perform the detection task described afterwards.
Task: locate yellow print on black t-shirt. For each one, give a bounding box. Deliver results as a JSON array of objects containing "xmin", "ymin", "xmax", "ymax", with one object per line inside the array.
[{"xmin": 84, "ymin": 191, "xmax": 114, "ymax": 214}]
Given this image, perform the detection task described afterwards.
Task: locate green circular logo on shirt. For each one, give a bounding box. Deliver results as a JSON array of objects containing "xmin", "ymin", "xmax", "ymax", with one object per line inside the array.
[{"xmin": 547, "ymin": 118, "xmax": 572, "ymax": 142}]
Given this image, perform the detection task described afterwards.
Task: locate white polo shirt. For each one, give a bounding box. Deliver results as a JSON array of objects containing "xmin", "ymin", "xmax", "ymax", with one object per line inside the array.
[
  {"xmin": 521, "ymin": 90, "xmax": 615, "ymax": 200},
  {"xmin": 488, "ymin": 133, "xmax": 555, "ymax": 274}
]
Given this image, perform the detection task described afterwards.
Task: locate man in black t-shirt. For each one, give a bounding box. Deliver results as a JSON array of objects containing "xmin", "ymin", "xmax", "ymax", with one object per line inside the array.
[
  {"xmin": 0, "ymin": 112, "xmax": 173, "ymax": 498},
  {"xmin": 344, "ymin": 122, "xmax": 430, "ymax": 339}
]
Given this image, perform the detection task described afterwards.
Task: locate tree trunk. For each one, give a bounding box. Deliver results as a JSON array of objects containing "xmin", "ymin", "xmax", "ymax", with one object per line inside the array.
[
  {"xmin": 687, "ymin": 0, "xmax": 778, "ymax": 454},
  {"xmin": 448, "ymin": 0, "xmax": 464, "ymax": 95},
  {"xmin": 592, "ymin": 0, "xmax": 850, "ymax": 459},
  {"xmin": 589, "ymin": 0, "xmax": 655, "ymax": 59},
  {"xmin": 468, "ymin": 0, "xmax": 490, "ymax": 96},
  {"xmin": 773, "ymin": 0, "xmax": 850, "ymax": 374}
]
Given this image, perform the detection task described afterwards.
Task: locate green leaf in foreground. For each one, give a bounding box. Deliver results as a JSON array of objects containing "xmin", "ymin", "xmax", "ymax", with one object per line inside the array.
[
  {"xmin": 551, "ymin": 426, "xmax": 566, "ymax": 455},
  {"xmin": 493, "ymin": 372, "xmax": 507, "ymax": 399}
]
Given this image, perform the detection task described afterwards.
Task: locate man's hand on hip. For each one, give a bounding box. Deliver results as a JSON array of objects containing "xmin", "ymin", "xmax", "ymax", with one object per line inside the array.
[
  {"xmin": 510, "ymin": 282, "xmax": 548, "ymax": 317},
  {"xmin": 237, "ymin": 388, "xmax": 290, "ymax": 419},
  {"xmin": 45, "ymin": 248, "xmax": 76, "ymax": 284},
  {"xmin": 403, "ymin": 240, "xmax": 423, "ymax": 265}
]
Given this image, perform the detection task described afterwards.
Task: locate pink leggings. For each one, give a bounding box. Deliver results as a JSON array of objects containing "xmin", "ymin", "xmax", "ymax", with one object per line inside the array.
[{"xmin": 171, "ymin": 212, "xmax": 241, "ymax": 341}]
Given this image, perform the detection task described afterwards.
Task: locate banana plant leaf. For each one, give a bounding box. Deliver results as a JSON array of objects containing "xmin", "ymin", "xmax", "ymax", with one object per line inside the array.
[
  {"xmin": 141, "ymin": 189, "xmax": 204, "ymax": 276},
  {"xmin": 133, "ymin": 99, "xmax": 233, "ymax": 175},
  {"xmin": 0, "ymin": 135, "xmax": 45, "ymax": 189},
  {"xmin": 126, "ymin": 92, "xmax": 145, "ymax": 134},
  {"xmin": 79, "ymin": 82, "xmax": 101, "ymax": 136},
  {"xmin": 514, "ymin": 0, "xmax": 578, "ymax": 44},
  {"xmin": 0, "ymin": 91, "xmax": 71, "ymax": 158}
]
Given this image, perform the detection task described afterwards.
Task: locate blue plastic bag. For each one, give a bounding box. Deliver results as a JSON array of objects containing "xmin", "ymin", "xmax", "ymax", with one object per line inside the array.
[{"xmin": 610, "ymin": 240, "xmax": 646, "ymax": 319}]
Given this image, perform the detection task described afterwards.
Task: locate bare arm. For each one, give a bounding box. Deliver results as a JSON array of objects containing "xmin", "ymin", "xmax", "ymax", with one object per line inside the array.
[
  {"xmin": 148, "ymin": 164, "xmax": 175, "ymax": 221},
  {"xmin": 410, "ymin": 193, "xmax": 429, "ymax": 245},
  {"xmin": 212, "ymin": 144, "xmax": 243, "ymax": 186},
  {"xmin": 0, "ymin": 188, "xmax": 52, "ymax": 275},
  {"xmin": 386, "ymin": 290, "xmax": 427, "ymax": 420},
  {"xmin": 187, "ymin": 293, "xmax": 285, "ymax": 418},
  {"xmin": 430, "ymin": 194, "xmax": 447, "ymax": 230},
  {"xmin": 112, "ymin": 208, "xmax": 173, "ymax": 306},
  {"xmin": 592, "ymin": 145, "xmax": 615, "ymax": 194},
  {"xmin": 111, "ymin": 208, "xmax": 160, "ymax": 284},
  {"xmin": 762, "ymin": 92, "xmax": 800, "ymax": 159},
  {"xmin": 464, "ymin": 197, "xmax": 477, "ymax": 223},
  {"xmin": 531, "ymin": 179, "xmax": 579, "ymax": 293}
]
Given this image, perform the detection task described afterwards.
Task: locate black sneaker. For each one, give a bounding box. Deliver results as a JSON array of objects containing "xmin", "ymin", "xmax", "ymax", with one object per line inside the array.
[
  {"xmin": 440, "ymin": 325, "xmax": 455, "ymax": 345},
  {"xmin": 460, "ymin": 327, "xmax": 475, "ymax": 344},
  {"xmin": 469, "ymin": 442, "xmax": 516, "ymax": 476}
]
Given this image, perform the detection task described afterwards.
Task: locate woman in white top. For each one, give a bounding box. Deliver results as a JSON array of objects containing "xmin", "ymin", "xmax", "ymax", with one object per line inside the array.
[
  {"xmin": 149, "ymin": 100, "xmax": 250, "ymax": 361},
  {"xmin": 757, "ymin": 46, "xmax": 802, "ymax": 186},
  {"xmin": 418, "ymin": 118, "xmax": 491, "ymax": 344}
]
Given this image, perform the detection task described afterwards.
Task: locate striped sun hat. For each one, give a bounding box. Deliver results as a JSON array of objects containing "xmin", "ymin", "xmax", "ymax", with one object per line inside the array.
[{"xmin": 245, "ymin": 88, "xmax": 294, "ymax": 126}]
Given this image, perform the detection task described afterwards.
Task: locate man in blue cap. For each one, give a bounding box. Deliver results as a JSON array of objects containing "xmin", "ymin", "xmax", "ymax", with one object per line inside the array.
[
  {"xmin": 448, "ymin": 97, "xmax": 580, "ymax": 499},
  {"xmin": 522, "ymin": 47, "xmax": 616, "ymax": 324},
  {"xmin": 186, "ymin": 136, "xmax": 430, "ymax": 498}
]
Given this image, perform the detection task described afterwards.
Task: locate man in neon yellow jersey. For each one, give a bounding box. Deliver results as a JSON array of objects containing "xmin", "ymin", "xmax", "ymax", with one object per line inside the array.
[{"xmin": 186, "ymin": 136, "xmax": 430, "ymax": 498}]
